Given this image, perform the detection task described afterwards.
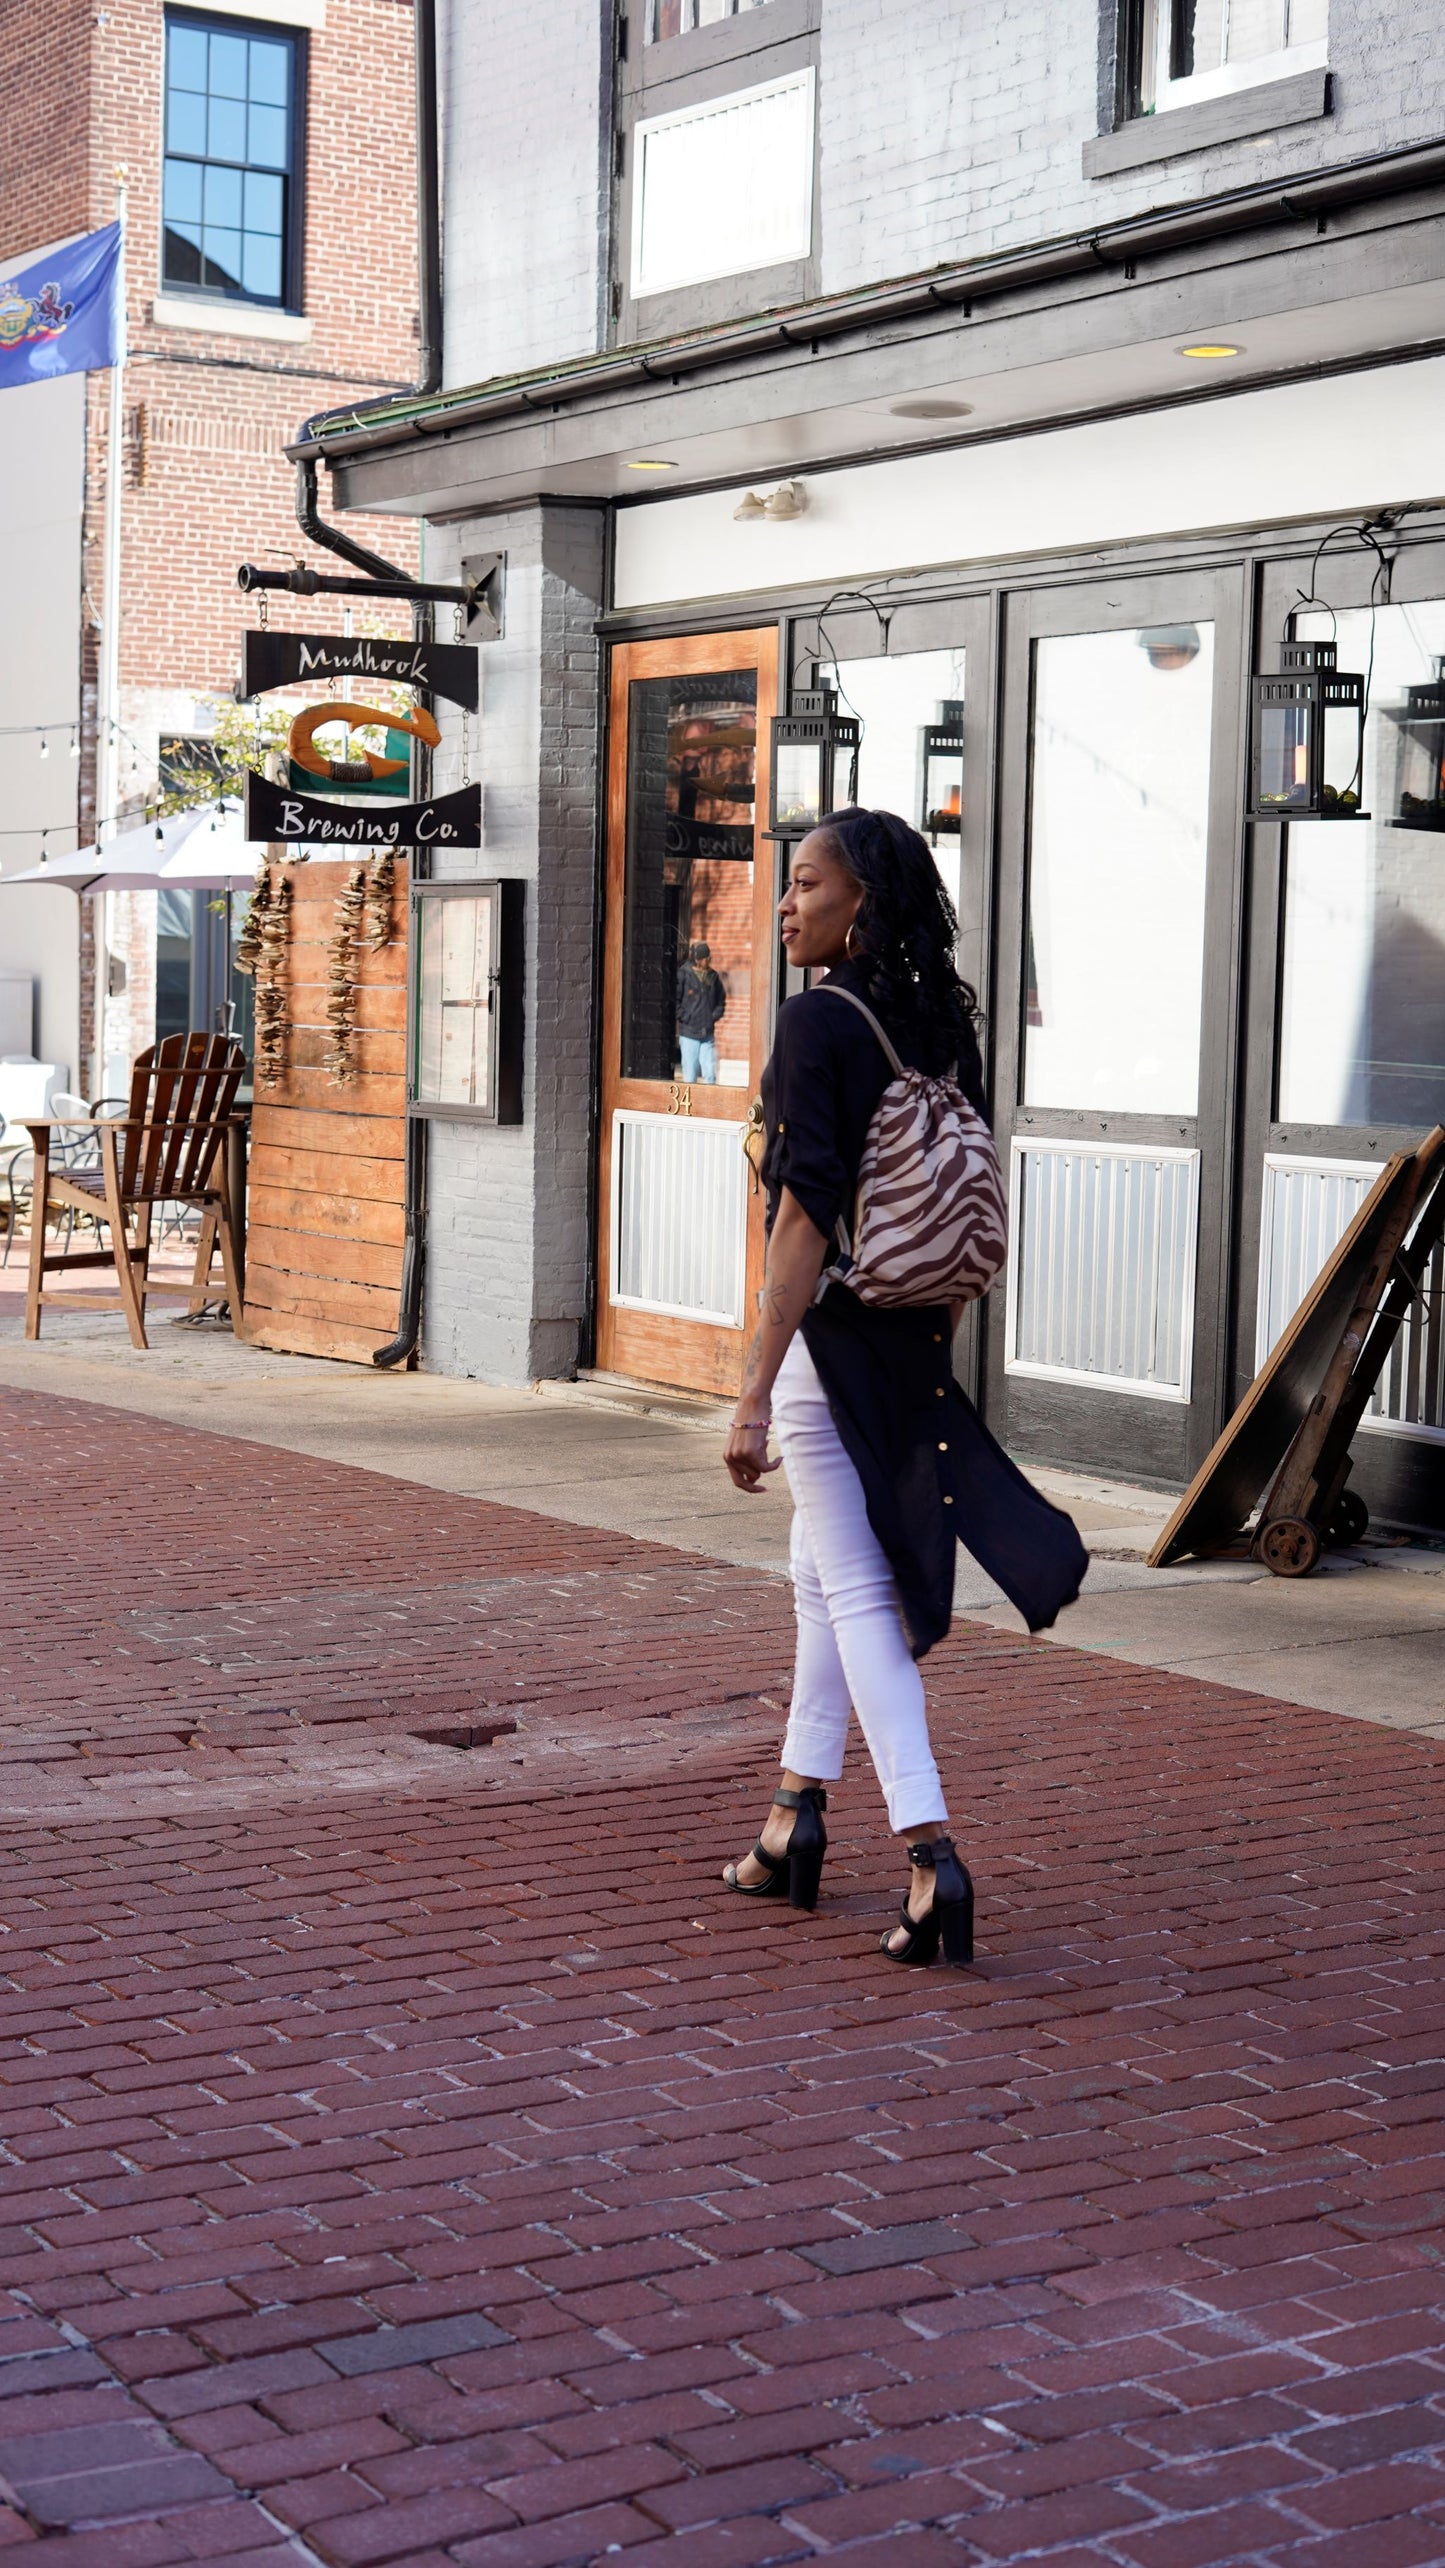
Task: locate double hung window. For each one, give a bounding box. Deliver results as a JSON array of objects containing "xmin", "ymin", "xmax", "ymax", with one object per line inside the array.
[
  {"xmin": 646, "ymin": 0, "xmax": 770, "ymax": 38},
  {"xmin": 1137, "ymin": 0, "xmax": 1327, "ymax": 114},
  {"xmin": 162, "ymin": 10, "xmax": 302, "ymax": 306}
]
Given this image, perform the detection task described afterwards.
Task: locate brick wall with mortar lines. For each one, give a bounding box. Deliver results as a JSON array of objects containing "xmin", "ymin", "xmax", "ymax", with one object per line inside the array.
[
  {"xmin": 422, "ymin": 504, "xmax": 607, "ymax": 1385},
  {"xmin": 816, "ymin": 0, "xmax": 1445, "ymax": 295},
  {"xmin": 4, "ymin": 2, "xmax": 422, "ymax": 832},
  {"xmin": 441, "ymin": 0, "xmax": 611, "ymax": 387},
  {"xmin": 5, "ymin": 0, "xmax": 426, "ymax": 1081},
  {"xmin": 444, "ymin": 0, "xmax": 1445, "ymax": 370}
]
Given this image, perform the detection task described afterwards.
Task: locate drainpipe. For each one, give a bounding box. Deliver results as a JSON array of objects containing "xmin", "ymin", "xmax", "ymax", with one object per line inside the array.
[{"xmin": 415, "ymin": 0, "xmax": 443, "ymax": 397}]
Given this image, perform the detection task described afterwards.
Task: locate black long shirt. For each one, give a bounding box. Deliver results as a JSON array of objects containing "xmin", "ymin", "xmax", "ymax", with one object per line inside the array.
[{"xmin": 760, "ymin": 962, "xmax": 1087, "ymax": 1653}]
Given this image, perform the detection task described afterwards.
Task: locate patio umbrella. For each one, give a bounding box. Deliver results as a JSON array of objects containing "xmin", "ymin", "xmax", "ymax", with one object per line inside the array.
[{"xmin": 3, "ymin": 798, "xmax": 261, "ymax": 893}]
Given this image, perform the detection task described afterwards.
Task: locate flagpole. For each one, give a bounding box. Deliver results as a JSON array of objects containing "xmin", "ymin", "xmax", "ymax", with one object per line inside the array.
[
  {"xmin": 93, "ymin": 170, "xmax": 128, "ymax": 1093},
  {"xmin": 95, "ymin": 170, "xmax": 127, "ymax": 848}
]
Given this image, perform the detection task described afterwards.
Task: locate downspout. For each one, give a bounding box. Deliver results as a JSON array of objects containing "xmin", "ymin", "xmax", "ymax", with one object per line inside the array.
[{"xmin": 415, "ymin": 0, "xmax": 443, "ymax": 398}]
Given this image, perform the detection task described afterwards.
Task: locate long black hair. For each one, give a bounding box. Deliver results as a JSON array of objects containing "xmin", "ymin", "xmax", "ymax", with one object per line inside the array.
[{"xmin": 817, "ymin": 806, "xmax": 980, "ymax": 1080}]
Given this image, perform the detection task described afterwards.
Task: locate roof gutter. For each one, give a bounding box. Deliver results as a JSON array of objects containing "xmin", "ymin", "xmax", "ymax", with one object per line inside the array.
[{"xmin": 289, "ymin": 131, "xmax": 1445, "ymax": 466}]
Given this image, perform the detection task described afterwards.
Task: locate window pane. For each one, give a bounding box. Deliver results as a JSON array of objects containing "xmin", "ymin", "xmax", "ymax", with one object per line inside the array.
[
  {"xmin": 247, "ymin": 101, "xmax": 289, "ymax": 168},
  {"xmin": 632, "ymin": 72, "xmax": 814, "ymax": 298},
  {"xmin": 166, "ymin": 88, "xmax": 207, "ymax": 154},
  {"xmin": 1024, "ymin": 622, "xmax": 1214, "ymax": 1114},
  {"xmin": 417, "ymin": 897, "xmax": 494, "ymax": 1109},
  {"xmin": 248, "ymin": 35, "xmax": 290, "ymax": 103},
  {"xmin": 207, "ymin": 95, "xmax": 247, "ymax": 159},
  {"xmin": 822, "ymin": 648, "xmax": 967, "ymax": 921},
  {"xmin": 209, "ymin": 31, "xmax": 249, "ymax": 94},
  {"xmin": 243, "ymin": 169, "xmax": 283, "ymax": 232},
  {"xmin": 202, "ymin": 228, "xmax": 245, "ymax": 291},
  {"xmin": 623, "ymin": 672, "xmax": 756, "ymax": 1085},
  {"xmin": 203, "ymin": 161, "xmax": 243, "ymax": 226},
  {"xmin": 1278, "ymin": 601, "xmax": 1445, "ymax": 1126},
  {"xmin": 163, "ymin": 157, "xmax": 203, "ymax": 222},
  {"xmin": 167, "ymin": 23, "xmax": 208, "ymax": 88},
  {"xmin": 164, "ymin": 224, "xmax": 204, "ymax": 282},
  {"xmin": 241, "ymin": 231, "xmax": 282, "ymax": 298}
]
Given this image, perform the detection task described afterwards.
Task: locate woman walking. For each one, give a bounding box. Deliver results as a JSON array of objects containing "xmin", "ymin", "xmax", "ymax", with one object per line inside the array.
[{"xmin": 723, "ymin": 808, "xmax": 1086, "ymax": 1964}]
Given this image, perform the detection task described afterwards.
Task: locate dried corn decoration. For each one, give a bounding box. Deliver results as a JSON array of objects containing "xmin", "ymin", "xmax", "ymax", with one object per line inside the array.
[
  {"xmin": 324, "ymin": 864, "xmax": 368, "ymax": 1085},
  {"xmin": 251, "ymin": 866, "xmax": 292, "ymax": 1090},
  {"xmin": 233, "ymin": 859, "xmax": 270, "ymax": 978},
  {"xmin": 363, "ymin": 848, "xmax": 396, "ymax": 953}
]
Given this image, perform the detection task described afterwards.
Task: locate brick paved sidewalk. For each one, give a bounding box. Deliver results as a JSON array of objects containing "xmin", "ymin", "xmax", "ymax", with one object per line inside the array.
[{"xmin": 0, "ymin": 1383, "xmax": 1443, "ymax": 2568}]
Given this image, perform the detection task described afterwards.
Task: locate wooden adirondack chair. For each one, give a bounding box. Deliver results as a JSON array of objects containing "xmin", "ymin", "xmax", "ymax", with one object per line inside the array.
[{"xmin": 24, "ymin": 1032, "xmax": 246, "ymax": 1350}]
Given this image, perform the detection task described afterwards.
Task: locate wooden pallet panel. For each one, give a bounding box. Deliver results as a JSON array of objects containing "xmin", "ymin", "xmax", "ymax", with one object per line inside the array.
[{"xmin": 238, "ymin": 858, "xmax": 409, "ymax": 1366}]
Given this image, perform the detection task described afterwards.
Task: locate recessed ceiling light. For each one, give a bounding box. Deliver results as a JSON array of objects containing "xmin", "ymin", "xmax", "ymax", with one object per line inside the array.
[
  {"xmin": 890, "ymin": 398, "xmax": 974, "ymax": 419},
  {"xmin": 626, "ymin": 457, "xmax": 678, "ymax": 470},
  {"xmin": 1178, "ymin": 342, "xmax": 1242, "ymax": 359}
]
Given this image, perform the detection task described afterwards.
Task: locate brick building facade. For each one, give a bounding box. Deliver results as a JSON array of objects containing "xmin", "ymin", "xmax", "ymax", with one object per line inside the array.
[{"xmin": 0, "ymin": 0, "xmax": 419, "ymax": 1094}]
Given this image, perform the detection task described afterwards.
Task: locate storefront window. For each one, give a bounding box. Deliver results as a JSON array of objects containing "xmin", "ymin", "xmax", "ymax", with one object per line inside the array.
[
  {"xmin": 1023, "ymin": 622, "xmax": 1214, "ymax": 1115},
  {"xmin": 822, "ymin": 650, "xmax": 967, "ymax": 920},
  {"xmin": 1278, "ymin": 602, "xmax": 1445, "ymax": 1127},
  {"xmin": 622, "ymin": 671, "xmax": 756, "ymax": 1086}
]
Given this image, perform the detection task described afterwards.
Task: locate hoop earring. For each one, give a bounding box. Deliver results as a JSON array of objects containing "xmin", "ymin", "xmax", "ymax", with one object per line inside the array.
[{"xmin": 845, "ymin": 922, "xmax": 863, "ymax": 960}]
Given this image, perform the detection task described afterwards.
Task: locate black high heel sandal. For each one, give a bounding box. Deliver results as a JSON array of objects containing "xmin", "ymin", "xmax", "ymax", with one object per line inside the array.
[
  {"xmin": 881, "ymin": 1835, "xmax": 974, "ymax": 1967},
  {"xmin": 723, "ymin": 1785, "xmax": 828, "ymax": 1913}
]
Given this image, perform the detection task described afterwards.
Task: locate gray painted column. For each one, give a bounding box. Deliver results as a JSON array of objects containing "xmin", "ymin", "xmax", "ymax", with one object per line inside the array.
[{"xmin": 421, "ymin": 500, "xmax": 607, "ymax": 1383}]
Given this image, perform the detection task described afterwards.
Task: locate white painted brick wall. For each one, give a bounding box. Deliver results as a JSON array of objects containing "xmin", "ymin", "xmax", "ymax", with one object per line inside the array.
[
  {"xmin": 442, "ymin": 1, "xmax": 1445, "ymax": 369},
  {"xmin": 421, "ymin": 504, "xmax": 606, "ymax": 1384},
  {"xmin": 816, "ymin": 0, "xmax": 1445, "ymax": 292},
  {"xmin": 442, "ymin": 0, "xmax": 610, "ymax": 386}
]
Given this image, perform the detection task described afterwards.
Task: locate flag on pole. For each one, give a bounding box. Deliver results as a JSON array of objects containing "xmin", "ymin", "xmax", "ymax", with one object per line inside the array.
[{"xmin": 0, "ymin": 222, "xmax": 124, "ymax": 390}]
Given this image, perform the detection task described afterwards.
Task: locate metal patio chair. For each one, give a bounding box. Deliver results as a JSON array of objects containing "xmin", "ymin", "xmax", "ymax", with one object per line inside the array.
[{"xmin": 24, "ymin": 1032, "xmax": 246, "ymax": 1349}]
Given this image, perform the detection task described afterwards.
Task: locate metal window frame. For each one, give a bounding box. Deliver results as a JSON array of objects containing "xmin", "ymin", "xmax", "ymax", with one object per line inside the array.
[
  {"xmin": 160, "ymin": 3, "xmax": 308, "ymax": 314},
  {"xmin": 408, "ymin": 877, "xmax": 525, "ymax": 1126}
]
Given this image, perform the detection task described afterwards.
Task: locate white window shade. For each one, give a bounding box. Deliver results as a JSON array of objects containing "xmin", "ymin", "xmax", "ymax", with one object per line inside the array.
[{"xmin": 631, "ymin": 69, "xmax": 815, "ymax": 301}]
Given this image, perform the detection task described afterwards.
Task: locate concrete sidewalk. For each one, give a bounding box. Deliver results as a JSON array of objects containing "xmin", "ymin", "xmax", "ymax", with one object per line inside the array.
[{"xmin": 1, "ymin": 1302, "xmax": 1441, "ymax": 1738}]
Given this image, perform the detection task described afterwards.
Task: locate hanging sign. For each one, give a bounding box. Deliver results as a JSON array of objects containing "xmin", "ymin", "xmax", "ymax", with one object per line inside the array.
[
  {"xmin": 246, "ymin": 770, "xmax": 481, "ymax": 849},
  {"xmin": 243, "ymin": 628, "xmax": 479, "ymax": 711}
]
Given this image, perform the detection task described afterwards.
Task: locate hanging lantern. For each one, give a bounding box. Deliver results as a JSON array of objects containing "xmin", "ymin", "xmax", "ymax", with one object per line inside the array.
[
  {"xmin": 921, "ymin": 700, "xmax": 964, "ymax": 843},
  {"xmin": 1247, "ymin": 640, "xmax": 1368, "ymax": 822},
  {"xmin": 1386, "ymin": 656, "xmax": 1445, "ymax": 832},
  {"xmin": 767, "ymin": 688, "xmax": 860, "ymax": 839}
]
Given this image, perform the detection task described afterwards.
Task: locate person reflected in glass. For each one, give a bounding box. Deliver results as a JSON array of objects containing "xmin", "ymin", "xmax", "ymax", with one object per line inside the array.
[{"xmin": 676, "ymin": 939, "xmax": 727, "ymax": 1084}]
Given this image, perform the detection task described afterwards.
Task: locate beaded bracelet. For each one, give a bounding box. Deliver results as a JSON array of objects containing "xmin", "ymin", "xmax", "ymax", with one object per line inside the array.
[{"xmin": 732, "ymin": 1419, "xmax": 771, "ymax": 1431}]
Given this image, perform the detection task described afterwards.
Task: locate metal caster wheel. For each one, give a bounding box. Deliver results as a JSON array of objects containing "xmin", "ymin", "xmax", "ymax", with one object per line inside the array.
[
  {"xmin": 1326, "ymin": 1490, "xmax": 1369, "ymax": 1549},
  {"xmin": 1257, "ymin": 1516, "xmax": 1322, "ymax": 1578}
]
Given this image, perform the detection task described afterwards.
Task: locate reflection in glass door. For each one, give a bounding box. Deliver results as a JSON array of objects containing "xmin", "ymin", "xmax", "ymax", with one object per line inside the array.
[
  {"xmin": 1242, "ymin": 582, "xmax": 1445, "ymax": 1522},
  {"xmin": 991, "ymin": 579, "xmax": 1244, "ymax": 1481},
  {"xmin": 597, "ymin": 630, "xmax": 779, "ymax": 1395}
]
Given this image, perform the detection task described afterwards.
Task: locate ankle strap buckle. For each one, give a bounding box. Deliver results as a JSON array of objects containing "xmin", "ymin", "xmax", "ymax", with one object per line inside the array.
[{"xmin": 907, "ymin": 1835, "xmax": 952, "ymax": 1867}]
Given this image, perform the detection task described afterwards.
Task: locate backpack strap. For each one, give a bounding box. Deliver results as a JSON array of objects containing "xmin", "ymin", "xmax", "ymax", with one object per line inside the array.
[
  {"xmin": 813, "ymin": 980, "xmax": 907, "ymax": 1078},
  {"xmin": 811, "ymin": 983, "xmax": 907, "ymax": 1274}
]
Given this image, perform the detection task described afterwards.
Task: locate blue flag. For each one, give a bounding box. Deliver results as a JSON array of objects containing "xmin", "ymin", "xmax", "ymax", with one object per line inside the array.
[{"xmin": 0, "ymin": 222, "xmax": 123, "ymax": 391}]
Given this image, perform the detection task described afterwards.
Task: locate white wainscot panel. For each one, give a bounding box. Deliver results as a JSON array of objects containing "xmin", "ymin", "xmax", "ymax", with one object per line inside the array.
[
  {"xmin": 611, "ymin": 1109, "xmax": 748, "ymax": 1327},
  {"xmin": 1258, "ymin": 1155, "xmax": 1445, "ymax": 1442},
  {"xmin": 1006, "ymin": 1139, "xmax": 1200, "ymax": 1400}
]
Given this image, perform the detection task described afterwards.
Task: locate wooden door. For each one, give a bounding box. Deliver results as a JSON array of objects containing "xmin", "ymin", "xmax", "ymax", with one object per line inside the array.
[{"xmin": 596, "ymin": 629, "xmax": 780, "ymax": 1395}]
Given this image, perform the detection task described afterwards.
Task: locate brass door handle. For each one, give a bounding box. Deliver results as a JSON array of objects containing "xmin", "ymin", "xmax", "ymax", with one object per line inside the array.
[{"xmin": 741, "ymin": 1097, "xmax": 765, "ymax": 1192}]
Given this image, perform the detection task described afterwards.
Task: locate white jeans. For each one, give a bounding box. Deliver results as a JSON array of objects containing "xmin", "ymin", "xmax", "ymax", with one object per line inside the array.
[{"xmin": 772, "ymin": 1334, "xmax": 948, "ymax": 1834}]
